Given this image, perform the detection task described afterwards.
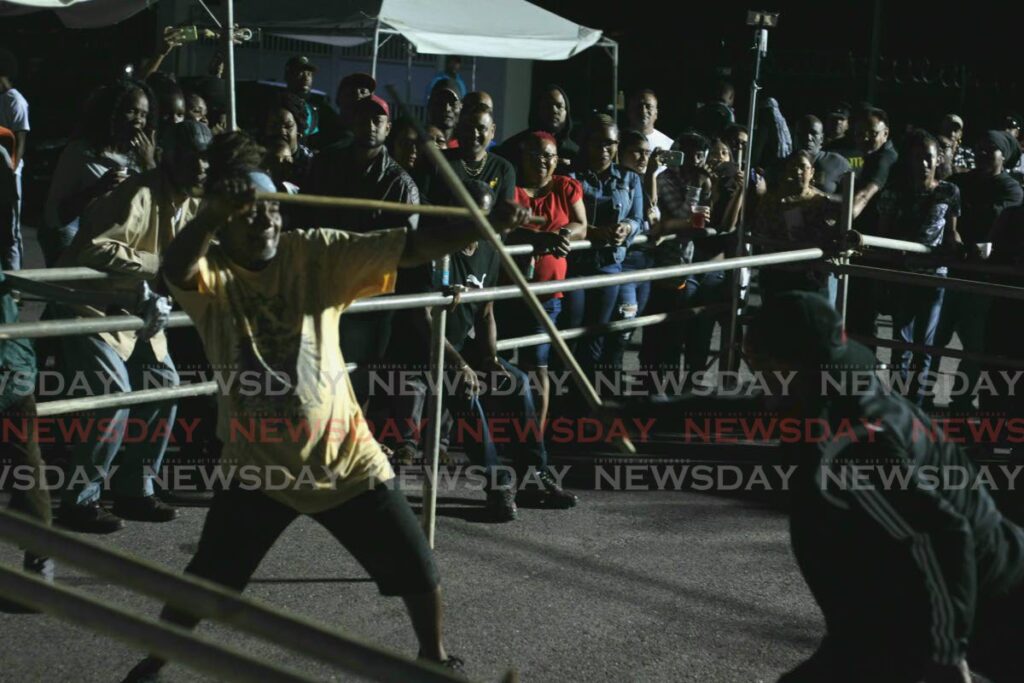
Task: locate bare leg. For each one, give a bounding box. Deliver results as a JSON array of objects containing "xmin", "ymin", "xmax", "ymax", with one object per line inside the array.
[
  {"xmin": 403, "ymin": 587, "xmax": 447, "ymax": 662},
  {"xmin": 535, "ymin": 366, "xmax": 550, "ymax": 433}
]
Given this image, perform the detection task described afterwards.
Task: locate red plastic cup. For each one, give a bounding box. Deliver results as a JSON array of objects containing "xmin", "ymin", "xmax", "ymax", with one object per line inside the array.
[{"xmin": 691, "ymin": 207, "xmax": 709, "ymax": 229}]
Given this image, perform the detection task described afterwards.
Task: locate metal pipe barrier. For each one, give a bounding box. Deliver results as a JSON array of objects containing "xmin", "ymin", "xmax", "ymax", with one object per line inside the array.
[
  {"xmin": 0, "ymin": 563, "xmax": 318, "ymax": 683},
  {"xmin": 847, "ymin": 333, "xmax": 1024, "ymax": 371},
  {"xmin": 0, "ymin": 248, "xmax": 823, "ymax": 341},
  {"xmin": 0, "ymin": 509, "xmax": 472, "ymax": 683},
  {"xmin": 30, "ymin": 305, "xmax": 730, "ymax": 418}
]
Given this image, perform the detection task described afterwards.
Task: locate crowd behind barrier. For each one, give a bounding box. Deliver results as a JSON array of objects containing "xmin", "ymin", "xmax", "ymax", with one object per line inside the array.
[{"xmin": 4, "ymin": 30, "xmax": 1024, "ymax": 683}]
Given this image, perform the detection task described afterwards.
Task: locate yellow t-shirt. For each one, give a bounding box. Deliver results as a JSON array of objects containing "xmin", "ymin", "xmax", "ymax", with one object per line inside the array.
[{"xmin": 167, "ymin": 228, "xmax": 406, "ymax": 513}]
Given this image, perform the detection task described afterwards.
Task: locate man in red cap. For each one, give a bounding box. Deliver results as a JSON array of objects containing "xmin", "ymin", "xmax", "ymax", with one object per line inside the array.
[{"xmin": 305, "ymin": 94, "xmax": 420, "ymax": 406}]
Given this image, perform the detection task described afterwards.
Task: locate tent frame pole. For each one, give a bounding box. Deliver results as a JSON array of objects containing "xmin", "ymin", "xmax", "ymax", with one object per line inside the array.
[
  {"xmin": 223, "ymin": 0, "xmax": 237, "ymax": 130},
  {"xmin": 371, "ymin": 19, "xmax": 381, "ymax": 79},
  {"xmin": 406, "ymin": 39, "xmax": 414, "ymax": 104},
  {"xmin": 598, "ymin": 38, "xmax": 619, "ymax": 123}
]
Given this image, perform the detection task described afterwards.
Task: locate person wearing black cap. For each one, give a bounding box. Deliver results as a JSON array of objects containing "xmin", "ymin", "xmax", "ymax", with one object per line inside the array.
[
  {"xmin": 932, "ymin": 130, "xmax": 1024, "ymax": 410},
  {"xmin": 321, "ymin": 71, "xmax": 376, "ymax": 149},
  {"xmin": 426, "ymin": 81, "xmax": 462, "ymax": 148},
  {"xmin": 625, "ymin": 291, "xmax": 1024, "ymax": 683},
  {"xmin": 50, "ymin": 121, "xmax": 212, "ymax": 534},
  {"xmin": 823, "ymin": 102, "xmax": 851, "ymax": 150},
  {"xmin": 284, "ymin": 55, "xmax": 320, "ymax": 142}
]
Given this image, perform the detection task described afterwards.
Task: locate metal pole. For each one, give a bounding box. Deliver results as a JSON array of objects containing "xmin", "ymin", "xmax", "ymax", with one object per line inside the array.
[
  {"xmin": 834, "ymin": 170, "xmax": 856, "ymax": 324},
  {"xmin": 371, "ymin": 20, "xmax": 381, "ymax": 80},
  {"xmin": 0, "ymin": 510, "xmax": 468, "ymax": 683},
  {"xmin": 0, "ymin": 566, "xmax": 317, "ymax": 683},
  {"xmin": 723, "ymin": 26, "xmax": 767, "ymax": 375},
  {"xmin": 611, "ymin": 42, "xmax": 619, "ymax": 124},
  {"xmin": 0, "ymin": 249, "xmax": 828, "ymax": 340},
  {"xmin": 406, "ymin": 41, "xmax": 414, "ymax": 104},
  {"xmin": 471, "ymin": 57, "xmax": 477, "ymax": 91},
  {"xmin": 422, "ymin": 257, "xmax": 448, "ymax": 547},
  {"xmin": 224, "ymin": 0, "xmax": 237, "ymax": 131}
]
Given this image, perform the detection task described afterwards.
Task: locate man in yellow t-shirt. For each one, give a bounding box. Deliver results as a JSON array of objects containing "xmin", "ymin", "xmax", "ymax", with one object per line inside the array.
[{"xmin": 122, "ymin": 132, "xmax": 530, "ymax": 680}]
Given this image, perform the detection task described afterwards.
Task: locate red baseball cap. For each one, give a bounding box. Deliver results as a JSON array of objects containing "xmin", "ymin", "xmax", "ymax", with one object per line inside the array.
[{"xmin": 354, "ymin": 94, "xmax": 390, "ymax": 118}]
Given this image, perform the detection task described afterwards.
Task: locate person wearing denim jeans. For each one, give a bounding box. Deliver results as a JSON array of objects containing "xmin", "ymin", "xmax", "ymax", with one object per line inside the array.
[
  {"xmin": 53, "ymin": 121, "xmax": 211, "ymax": 532},
  {"xmin": 877, "ymin": 130, "xmax": 962, "ymax": 405},
  {"xmin": 568, "ymin": 115, "xmax": 645, "ymax": 385}
]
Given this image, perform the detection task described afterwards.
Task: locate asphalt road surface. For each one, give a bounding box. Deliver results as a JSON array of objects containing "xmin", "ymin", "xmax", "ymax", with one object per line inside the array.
[{"xmin": 0, "ymin": 472, "xmax": 823, "ymax": 683}]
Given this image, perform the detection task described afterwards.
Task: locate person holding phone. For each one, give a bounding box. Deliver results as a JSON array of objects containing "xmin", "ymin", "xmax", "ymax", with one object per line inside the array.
[{"xmin": 564, "ymin": 114, "xmax": 645, "ymax": 381}]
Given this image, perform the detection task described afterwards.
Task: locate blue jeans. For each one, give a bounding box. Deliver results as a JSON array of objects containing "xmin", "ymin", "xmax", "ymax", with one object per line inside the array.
[
  {"xmin": 933, "ymin": 289, "xmax": 989, "ymax": 408},
  {"xmin": 562, "ymin": 262, "xmax": 623, "ymax": 377},
  {"xmin": 0, "ymin": 170, "xmax": 22, "ymax": 271},
  {"xmin": 449, "ymin": 358, "xmax": 547, "ymax": 488},
  {"xmin": 60, "ymin": 334, "xmax": 179, "ymax": 506},
  {"xmin": 893, "ymin": 281, "xmax": 945, "ymax": 405},
  {"xmin": 640, "ymin": 270, "xmax": 728, "ymax": 377},
  {"xmin": 604, "ymin": 249, "xmax": 652, "ymax": 370},
  {"xmin": 40, "ymin": 221, "xmax": 80, "ymax": 267}
]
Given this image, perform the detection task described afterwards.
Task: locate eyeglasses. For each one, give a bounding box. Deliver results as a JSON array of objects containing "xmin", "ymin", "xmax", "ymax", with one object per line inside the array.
[{"xmin": 527, "ymin": 152, "xmax": 558, "ymax": 163}]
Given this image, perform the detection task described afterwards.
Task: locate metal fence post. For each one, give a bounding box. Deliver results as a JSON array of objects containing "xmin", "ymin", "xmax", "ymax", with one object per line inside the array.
[
  {"xmin": 834, "ymin": 170, "xmax": 856, "ymax": 325},
  {"xmin": 422, "ymin": 256, "xmax": 449, "ymax": 548}
]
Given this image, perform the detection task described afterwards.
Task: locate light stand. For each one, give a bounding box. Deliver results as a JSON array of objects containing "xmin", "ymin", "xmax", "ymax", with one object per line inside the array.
[{"xmin": 723, "ymin": 10, "xmax": 778, "ymax": 377}]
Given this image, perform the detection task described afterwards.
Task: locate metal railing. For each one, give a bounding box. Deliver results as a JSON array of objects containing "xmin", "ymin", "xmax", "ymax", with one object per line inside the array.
[
  {"xmin": 0, "ymin": 509, "xmax": 469, "ymax": 683},
  {"xmin": 5, "ymin": 190, "xmax": 1024, "ymax": 678}
]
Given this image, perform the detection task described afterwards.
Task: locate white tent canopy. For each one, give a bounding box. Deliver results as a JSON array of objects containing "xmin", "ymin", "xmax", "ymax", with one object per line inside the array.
[
  {"xmin": 0, "ymin": 0, "xmax": 151, "ymax": 28},
  {"xmin": 377, "ymin": 0, "xmax": 602, "ymax": 61},
  {"xmin": 1, "ymin": 0, "xmax": 619, "ymax": 121}
]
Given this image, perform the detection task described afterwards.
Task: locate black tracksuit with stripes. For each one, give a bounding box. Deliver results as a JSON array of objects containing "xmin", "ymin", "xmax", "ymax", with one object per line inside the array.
[{"xmin": 785, "ymin": 384, "xmax": 1024, "ymax": 682}]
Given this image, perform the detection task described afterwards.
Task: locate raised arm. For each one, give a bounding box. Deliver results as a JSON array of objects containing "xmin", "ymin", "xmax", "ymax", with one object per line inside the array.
[{"xmin": 163, "ymin": 180, "xmax": 252, "ymax": 290}]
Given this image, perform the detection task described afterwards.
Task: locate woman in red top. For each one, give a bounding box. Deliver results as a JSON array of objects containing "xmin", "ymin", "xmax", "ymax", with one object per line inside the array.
[{"xmin": 504, "ymin": 132, "xmax": 586, "ymax": 428}]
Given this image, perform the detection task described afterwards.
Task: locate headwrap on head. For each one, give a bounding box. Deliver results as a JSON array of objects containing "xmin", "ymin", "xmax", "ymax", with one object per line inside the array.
[
  {"xmin": 979, "ymin": 130, "xmax": 1018, "ymax": 162},
  {"xmin": 529, "ymin": 130, "xmax": 557, "ymax": 147},
  {"xmin": 247, "ymin": 170, "xmax": 277, "ymax": 193}
]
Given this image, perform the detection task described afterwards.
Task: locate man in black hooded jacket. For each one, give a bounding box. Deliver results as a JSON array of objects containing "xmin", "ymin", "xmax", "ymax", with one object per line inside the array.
[
  {"xmin": 493, "ymin": 84, "xmax": 578, "ymax": 175},
  {"xmin": 623, "ymin": 292, "xmax": 1024, "ymax": 683}
]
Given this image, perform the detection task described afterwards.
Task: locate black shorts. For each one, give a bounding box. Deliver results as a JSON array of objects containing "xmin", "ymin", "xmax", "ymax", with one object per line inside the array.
[{"xmin": 185, "ymin": 481, "xmax": 439, "ymax": 598}]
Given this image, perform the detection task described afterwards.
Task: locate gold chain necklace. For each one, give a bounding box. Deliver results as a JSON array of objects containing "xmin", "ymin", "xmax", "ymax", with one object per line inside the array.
[{"xmin": 460, "ymin": 155, "xmax": 487, "ymax": 178}]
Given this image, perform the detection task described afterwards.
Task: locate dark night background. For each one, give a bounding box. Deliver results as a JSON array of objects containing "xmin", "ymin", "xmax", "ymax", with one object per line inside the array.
[{"xmin": 1, "ymin": 1, "xmax": 1020, "ymax": 145}]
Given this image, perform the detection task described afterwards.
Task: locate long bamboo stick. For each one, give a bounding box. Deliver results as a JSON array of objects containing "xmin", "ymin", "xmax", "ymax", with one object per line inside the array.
[
  {"xmin": 385, "ymin": 86, "xmax": 636, "ymax": 455},
  {"xmin": 257, "ymin": 190, "xmax": 546, "ymax": 225}
]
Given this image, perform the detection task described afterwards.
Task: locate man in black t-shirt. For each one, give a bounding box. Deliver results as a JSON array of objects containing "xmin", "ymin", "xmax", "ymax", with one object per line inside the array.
[
  {"xmin": 417, "ymin": 103, "xmax": 516, "ymax": 207},
  {"xmin": 846, "ymin": 107, "xmax": 900, "ymax": 345},
  {"xmin": 934, "ymin": 130, "xmax": 1024, "ymax": 409},
  {"xmin": 386, "ymin": 182, "xmax": 576, "ymax": 523}
]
